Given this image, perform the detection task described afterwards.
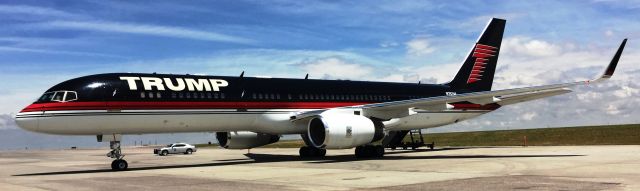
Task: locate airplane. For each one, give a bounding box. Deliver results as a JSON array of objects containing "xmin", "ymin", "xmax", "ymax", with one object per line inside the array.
[{"xmin": 14, "ymin": 18, "xmax": 627, "ymax": 171}]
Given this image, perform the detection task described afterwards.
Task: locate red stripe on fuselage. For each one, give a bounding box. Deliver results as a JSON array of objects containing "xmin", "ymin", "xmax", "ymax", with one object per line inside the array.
[
  {"xmin": 20, "ymin": 101, "xmax": 373, "ymax": 112},
  {"xmin": 450, "ymin": 103, "xmax": 501, "ymax": 110}
]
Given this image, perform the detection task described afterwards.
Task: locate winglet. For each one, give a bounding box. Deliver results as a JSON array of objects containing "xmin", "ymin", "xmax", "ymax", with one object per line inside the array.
[{"xmin": 600, "ymin": 38, "xmax": 627, "ymax": 79}]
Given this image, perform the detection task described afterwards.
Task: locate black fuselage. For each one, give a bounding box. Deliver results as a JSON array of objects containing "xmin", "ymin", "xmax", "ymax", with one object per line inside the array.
[{"xmin": 33, "ymin": 73, "xmax": 459, "ymax": 107}]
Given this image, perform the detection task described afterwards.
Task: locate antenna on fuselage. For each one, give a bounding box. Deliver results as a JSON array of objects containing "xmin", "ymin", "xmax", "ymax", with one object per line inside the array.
[
  {"xmin": 240, "ymin": 71, "xmax": 245, "ymax": 78},
  {"xmin": 304, "ymin": 74, "xmax": 309, "ymax": 80},
  {"xmin": 418, "ymin": 81, "xmax": 421, "ymax": 84}
]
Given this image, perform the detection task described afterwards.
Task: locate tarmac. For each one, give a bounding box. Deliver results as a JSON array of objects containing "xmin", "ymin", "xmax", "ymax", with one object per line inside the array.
[{"xmin": 1, "ymin": 145, "xmax": 639, "ymax": 191}]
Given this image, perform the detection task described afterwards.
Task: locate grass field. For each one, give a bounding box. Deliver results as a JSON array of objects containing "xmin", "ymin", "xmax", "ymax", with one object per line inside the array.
[
  {"xmin": 198, "ymin": 124, "xmax": 640, "ymax": 148},
  {"xmin": 423, "ymin": 124, "xmax": 640, "ymax": 146}
]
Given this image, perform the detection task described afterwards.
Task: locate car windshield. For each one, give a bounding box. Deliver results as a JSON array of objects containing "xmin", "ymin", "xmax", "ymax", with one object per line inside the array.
[{"xmin": 167, "ymin": 144, "xmax": 173, "ymax": 147}]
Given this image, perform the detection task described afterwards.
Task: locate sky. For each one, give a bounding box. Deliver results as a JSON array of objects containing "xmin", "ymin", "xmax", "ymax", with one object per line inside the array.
[{"xmin": 1, "ymin": 0, "xmax": 640, "ymax": 137}]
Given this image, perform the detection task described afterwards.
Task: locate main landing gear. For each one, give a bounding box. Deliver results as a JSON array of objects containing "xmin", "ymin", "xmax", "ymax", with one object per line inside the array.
[
  {"xmin": 106, "ymin": 141, "xmax": 128, "ymax": 171},
  {"xmin": 355, "ymin": 145, "xmax": 385, "ymax": 158},
  {"xmin": 299, "ymin": 146, "xmax": 326, "ymax": 158}
]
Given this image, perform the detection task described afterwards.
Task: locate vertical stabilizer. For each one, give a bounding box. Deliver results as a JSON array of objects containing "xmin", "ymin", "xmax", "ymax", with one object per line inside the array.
[{"xmin": 447, "ymin": 18, "xmax": 505, "ymax": 92}]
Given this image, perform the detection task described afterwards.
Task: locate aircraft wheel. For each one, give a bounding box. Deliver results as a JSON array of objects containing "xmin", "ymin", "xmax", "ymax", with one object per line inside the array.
[
  {"xmin": 355, "ymin": 145, "xmax": 384, "ymax": 158},
  {"xmin": 299, "ymin": 146, "xmax": 310, "ymax": 158},
  {"xmin": 374, "ymin": 145, "xmax": 385, "ymax": 158},
  {"xmin": 316, "ymin": 148, "xmax": 326, "ymax": 157},
  {"xmin": 111, "ymin": 159, "xmax": 128, "ymax": 171}
]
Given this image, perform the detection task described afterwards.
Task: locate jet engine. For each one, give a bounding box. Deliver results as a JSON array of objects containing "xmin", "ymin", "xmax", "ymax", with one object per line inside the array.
[
  {"xmin": 307, "ymin": 112, "xmax": 384, "ymax": 149},
  {"xmin": 215, "ymin": 131, "xmax": 280, "ymax": 149}
]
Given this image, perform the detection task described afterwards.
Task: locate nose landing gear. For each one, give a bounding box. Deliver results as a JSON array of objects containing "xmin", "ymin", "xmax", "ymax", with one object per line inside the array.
[{"xmin": 107, "ymin": 141, "xmax": 128, "ymax": 171}]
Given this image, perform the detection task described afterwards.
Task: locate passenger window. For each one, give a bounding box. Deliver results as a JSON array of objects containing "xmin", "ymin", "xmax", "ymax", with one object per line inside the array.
[
  {"xmin": 157, "ymin": 92, "xmax": 162, "ymax": 99},
  {"xmin": 207, "ymin": 93, "xmax": 212, "ymax": 99},
  {"xmin": 221, "ymin": 93, "xmax": 225, "ymax": 99},
  {"xmin": 214, "ymin": 93, "xmax": 219, "ymax": 99},
  {"xmin": 148, "ymin": 92, "xmax": 154, "ymax": 98},
  {"xmin": 179, "ymin": 93, "xmax": 184, "ymax": 99},
  {"xmin": 140, "ymin": 92, "xmax": 146, "ymax": 98},
  {"xmin": 64, "ymin": 91, "xmax": 78, "ymax": 102},
  {"xmin": 171, "ymin": 93, "xmax": 177, "ymax": 99}
]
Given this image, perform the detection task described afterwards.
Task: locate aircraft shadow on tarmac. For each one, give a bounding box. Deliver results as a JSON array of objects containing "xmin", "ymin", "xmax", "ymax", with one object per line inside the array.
[{"xmin": 13, "ymin": 147, "xmax": 583, "ymax": 177}]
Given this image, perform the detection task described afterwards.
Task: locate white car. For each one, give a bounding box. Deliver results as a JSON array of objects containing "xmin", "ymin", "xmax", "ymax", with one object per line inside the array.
[{"xmin": 154, "ymin": 143, "xmax": 197, "ymax": 156}]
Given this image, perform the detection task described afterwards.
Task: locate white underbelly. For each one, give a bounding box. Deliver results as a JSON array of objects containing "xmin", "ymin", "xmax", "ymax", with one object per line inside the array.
[{"xmin": 26, "ymin": 109, "xmax": 306, "ymax": 135}]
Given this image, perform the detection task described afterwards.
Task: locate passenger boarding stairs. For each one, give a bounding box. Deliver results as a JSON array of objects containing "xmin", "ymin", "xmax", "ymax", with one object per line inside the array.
[{"xmin": 382, "ymin": 129, "xmax": 434, "ymax": 150}]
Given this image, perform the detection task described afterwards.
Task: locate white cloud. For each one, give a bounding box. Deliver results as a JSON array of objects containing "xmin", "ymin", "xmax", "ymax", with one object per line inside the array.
[
  {"xmin": 519, "ymin": 112, "xmax": 537, "ymax": 121},
  {"xmin": 576, "ymin": 91, "xmax": 602, "ymax": 101},
  {"xmin": 298, "ymin": 57, "xmax": 373, "ymax": 79},
  {"xmin": 612, "ymin": 85, "xmax": 639, "ymax": 98},
  {"xmin": 605, "ymin": 30, "xmax": 614, "ymax": 37},
  {"xmin": 380, "ymin": 41, "xmax": 399, "ymax": 48},
  {"xmin": 606, "ymin": 104, "xmax": 621, "ymax": 115},
  {"xmin": 0, "ymin": 5, "xmax": 83, "ymax": 19},
  {"xmin": 36, "ymin": 21, "xmax": 254, "ymax": 44},
  {"xmin": 501, "ymin": 37, "xmax": 563, "ymax": 57},
  {"xmin": 0, "ymin": 46, "xmax": 126, "ymax": 58},
  {"xmin": 406, "ymin": 38, "xmax": 435, "ymax": 56},
  {"xmin": 0, "ymin": 114, "xmax": 17, "ymax": 130}
]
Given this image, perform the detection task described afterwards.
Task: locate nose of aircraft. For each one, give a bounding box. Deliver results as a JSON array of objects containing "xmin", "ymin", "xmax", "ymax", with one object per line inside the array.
[{"xmin": 15, "ymin": 110, "xmax": 39, "ymax": 132}]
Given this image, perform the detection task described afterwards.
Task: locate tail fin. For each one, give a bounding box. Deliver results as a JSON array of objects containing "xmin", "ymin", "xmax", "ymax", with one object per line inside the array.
[{"xmin": 447, "ymin": 18, "xmax": 506, "ymax": 92}]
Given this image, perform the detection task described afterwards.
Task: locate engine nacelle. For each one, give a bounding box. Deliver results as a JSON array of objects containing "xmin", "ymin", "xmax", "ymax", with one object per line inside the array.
[
  {"xmin": 215, "ymin": 131, "xmax": 280, "ymax": 149},
  {"xmin": 307, "ymin": 112, "xmax": 384, "ymax": 149}
]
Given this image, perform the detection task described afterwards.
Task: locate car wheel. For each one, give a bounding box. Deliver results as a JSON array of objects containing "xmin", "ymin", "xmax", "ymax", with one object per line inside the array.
[
  {"xmin": 185, "ymin": 149, "xmax": 193, "ymax": 155},
  {"xmin": 161, "ymin": 150, "xmax": 168, "ymax": 156}
]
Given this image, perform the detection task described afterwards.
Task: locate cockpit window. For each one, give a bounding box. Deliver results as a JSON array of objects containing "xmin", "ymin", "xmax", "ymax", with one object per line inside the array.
[
  {"xmin": 38, "ymin": 91, "xmax": 79, "ymax": 102},
  {"xmin": 52, "ymin": 92, "xmax": 64, "ymax": 102},
  {"xmin": 65, "ymin": 91, "xmax": 78, "ymax": 102},
  {"xmin": 38, "ymin": 92, "xmax": 55, "ymax": 102}
]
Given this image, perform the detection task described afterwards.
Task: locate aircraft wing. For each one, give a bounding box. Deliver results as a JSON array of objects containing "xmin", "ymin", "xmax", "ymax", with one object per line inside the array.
[
  {"xmin": 356, "ymin": 38, "xmax": 625, "ymax": 119},
  {"xmin": 291, "ymin": 38, "xmax": 625, "ymax": 121}
]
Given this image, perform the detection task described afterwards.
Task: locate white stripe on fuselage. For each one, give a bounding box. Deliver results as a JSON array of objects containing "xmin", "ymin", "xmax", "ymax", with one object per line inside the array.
[{"xmin": 16, "ymin": 109, "xmax": 490, "ymax": 135}]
